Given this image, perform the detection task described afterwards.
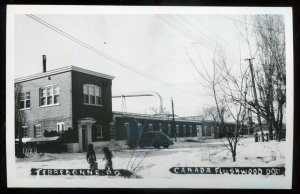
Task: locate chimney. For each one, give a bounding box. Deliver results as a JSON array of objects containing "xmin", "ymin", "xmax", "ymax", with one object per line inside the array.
[{"xmin": 42, "ymin": 55, "xmax": 46, "ymax": 73}]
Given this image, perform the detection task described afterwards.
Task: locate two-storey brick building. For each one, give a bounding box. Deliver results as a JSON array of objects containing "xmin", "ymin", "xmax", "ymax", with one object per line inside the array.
[{"xmin": 15, "ymin": 65, "xmax": 114, "ymax": 152}]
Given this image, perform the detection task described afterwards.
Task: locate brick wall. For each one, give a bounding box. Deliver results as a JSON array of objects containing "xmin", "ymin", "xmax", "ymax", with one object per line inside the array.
[
  {"xmin": 16, "ymin": 71, "xmax": 72, "ymax": 139},
  {"xmin": 71, "ymin": 70, "xmax": 113, "ymax": 142}
]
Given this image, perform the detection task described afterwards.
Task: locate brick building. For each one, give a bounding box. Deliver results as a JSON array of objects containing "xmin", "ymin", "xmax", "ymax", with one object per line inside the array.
[{"xmin": 15, "ymin": 65, "xmax": 114, "ymax": 152}]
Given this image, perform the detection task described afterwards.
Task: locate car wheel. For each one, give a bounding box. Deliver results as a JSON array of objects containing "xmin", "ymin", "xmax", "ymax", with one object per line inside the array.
[
  {"xmin": 163, "ymin": 145, "xmax": 169, "ymax": 149},
  {"xmin": 154, "ymin": 144, "xmax": 160, "ymax": 149}
]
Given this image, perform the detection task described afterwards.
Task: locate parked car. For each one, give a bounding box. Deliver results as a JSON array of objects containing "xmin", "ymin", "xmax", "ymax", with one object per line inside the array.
[{"xmin": 138, "ymin": 131, "xmax": 173, "ymax": 149}]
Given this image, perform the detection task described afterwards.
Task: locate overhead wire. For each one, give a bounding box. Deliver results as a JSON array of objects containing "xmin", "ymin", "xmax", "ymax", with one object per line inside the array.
[
  {"xmin": 26, "ymin": 14, "xmax": 211, "ymax": 107},
  {"xmin": 217, "ymin": 15, "xmax": 284, "ymax": 34}
]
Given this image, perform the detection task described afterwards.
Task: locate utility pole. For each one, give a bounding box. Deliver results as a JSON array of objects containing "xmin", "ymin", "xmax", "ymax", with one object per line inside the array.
[
  {"xmin": 171, "ymin": 98, "xmax": 177, "ymax": 142},
  {"xmin": 245, "ymin": 58, "xmax": 264, "ymax": 142}
]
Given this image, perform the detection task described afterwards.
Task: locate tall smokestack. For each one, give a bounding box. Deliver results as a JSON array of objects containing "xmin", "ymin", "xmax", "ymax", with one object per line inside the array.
[{"xmin": 42, "ymin": 55, "xmax": 46, "ymax": 73}]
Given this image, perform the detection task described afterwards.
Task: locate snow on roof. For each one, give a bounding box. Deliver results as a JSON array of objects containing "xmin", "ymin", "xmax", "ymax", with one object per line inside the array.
[{"xmin": 15, "ymin": 136, "xmax": 60, "ymax": 143}]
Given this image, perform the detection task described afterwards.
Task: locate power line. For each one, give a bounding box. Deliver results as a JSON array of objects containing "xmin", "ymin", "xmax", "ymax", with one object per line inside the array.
[
  {"xmin": 161, "ymin": 15, "xmax": 242, "ymax": 64},
  {"xmin": 217, "ymin": 15, "xmax": 284, "ymax": 34},
  {"xmin": 26, "ymin": 14, "xmax": 211, "ymax": 106}
]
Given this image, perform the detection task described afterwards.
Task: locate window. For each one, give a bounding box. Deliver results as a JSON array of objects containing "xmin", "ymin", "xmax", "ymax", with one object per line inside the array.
[
  {"xmin": 22, "ymin": 126, "xmax": 28, "ymax": 138},
  {"xmin": 159, "ymin": 123, "xmax": 162, "ymax": 132},
  {"xmin": 183, "ymin": 125, "xmax": 186, "ymax": 136},
  {"xmin": 96, "ymin": 125, "xmax": 103, "ymax": 138},
  {"xmin": 40, "ymin": 85, "xmax": 59, "ymax": 106},
  {"xmin": 57, "ymin": 122, "xmax": 65, "ymax": 133},
  {"xmin": 20, "ymin": 91, "xmax": 30, "ymax": 109},
  {"xmin": 125, "ymin": 123, "xmax": 130, "ymax": 138},
  {"xmin": 138, "ymin": 123, "xmax": 142, "ymax": 131},
  {"xmin": 34, "ymin": 124, "xmax": 42, "ymax": 137},
  {"xmin": 189, "ymin": 125, "xmax": 193, "ymax": 137},
  {"xmin": 204, "ymin": 126, "xmax": 208, "ymax": 136},
  {"xmin": 167, "ymin": 124, "xmax": 171, "ymax": 136},
  {"xmin": 149, "ymin": 124, "xmax": 153, "ymax": 131},
  {"xmin": 83, "ymin": 84, "xmax": 102, "ymax": 105},
  {"xmin": 176, "ymin": 125, "xmax": 179, "ymax": 134},
  {"xmin": 207, "ymin": 126, "xmax": 212, "ymax": 136}
]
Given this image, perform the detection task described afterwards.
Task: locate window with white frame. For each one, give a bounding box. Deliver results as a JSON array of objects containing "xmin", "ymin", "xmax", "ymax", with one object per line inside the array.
[
  {"xmin": 57, "ymin": 122, "xmax": 65, "ymax": 133},
  {"xmin": 83, "ymin": 84, "xmax": 102, "ymax": 105},
  {"xmin": 22, "ymin": 126, "xmax": 29, "ymax": 138},
  {"xmin": 40, "ymin": 85, "xmax": 59, "ymax": 106},
  {"xmin": 34, "ymin": 124, "xmax": 42, "ymax": 137},
  {"xmin": 96, "ymin": 125, "xmax": 103, "ymax": 138},
  {"xmin": 20, "ymin": 91, "xmax": 30, "ymax": 109}
]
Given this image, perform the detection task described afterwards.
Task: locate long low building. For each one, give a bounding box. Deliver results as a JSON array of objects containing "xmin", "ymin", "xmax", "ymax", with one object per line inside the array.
[{"xmin": 15, "ymin": 62, "xmax": 238, "ymax": 153}]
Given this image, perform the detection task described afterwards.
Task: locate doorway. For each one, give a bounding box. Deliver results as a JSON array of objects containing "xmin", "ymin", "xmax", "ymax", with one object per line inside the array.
[{"xmin": 77, "ymin": 118, "xmax": 96, "ymax": 152}]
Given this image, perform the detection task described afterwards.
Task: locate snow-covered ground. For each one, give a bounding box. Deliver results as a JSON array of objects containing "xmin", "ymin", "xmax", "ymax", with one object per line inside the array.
[{"xmin": 15, "ymin": 136, "xmax": 286, "ymax": 179}]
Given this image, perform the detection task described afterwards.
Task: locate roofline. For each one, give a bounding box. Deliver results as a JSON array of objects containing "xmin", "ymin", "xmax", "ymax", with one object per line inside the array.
[
  {"xmin": 112, "ymin": 111, "xmax": 203, "ymax": 123},
  {"xmin": 112, "ymin": 111, "xmax": 237, "ymax": 124},
  {"xmin": 15, "ymin": 66, "xmax": 115, "ymax": 83}
]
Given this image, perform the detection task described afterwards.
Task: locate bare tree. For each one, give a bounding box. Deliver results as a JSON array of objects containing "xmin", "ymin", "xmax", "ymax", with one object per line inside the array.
[
  {"xmin": 252, "ymin": 15, "xmax": 286, "ymax": 141},
  {"xmin": 239, "ymin": 15, "xmax": 286, "ymax": 141},
  {"xmin": 15, "ymin": 84, "xmax": 27, "ymax": 158},
  {"xmin": 187, "ymin": 43, "xmax": 248, "ymax": 162}
]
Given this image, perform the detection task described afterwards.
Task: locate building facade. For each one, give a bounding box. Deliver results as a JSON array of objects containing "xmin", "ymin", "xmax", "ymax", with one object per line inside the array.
[{"xmin": 15, "ymin": 66, "xmax": 114, "ymax": 152}]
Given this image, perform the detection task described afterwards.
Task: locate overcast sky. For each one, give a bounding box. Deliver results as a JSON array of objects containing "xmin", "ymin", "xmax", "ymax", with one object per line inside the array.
[{"xmin": 14, "ymin": 13, "xmax": 280, "ymax": 116}]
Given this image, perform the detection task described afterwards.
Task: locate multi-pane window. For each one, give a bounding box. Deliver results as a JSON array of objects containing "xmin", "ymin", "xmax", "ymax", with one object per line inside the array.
[
  {"xmin": 183, "ymin": 125, "xmax": 186, "ymax": 137},
  {"xmin": 83, "ymin": 84, "xmax": 101, "ymax": 105},
  {"xmin": 20, "ymin": 91, "xmax": 30, "ymax": 109},
  {"xmin": 34, "ymin": 124, "xmax": 42, "ymax": 137},
  {"xmin": 189, "ymin": 125, "xmax": 193, "ymax": 137},
  {"xmin": 40, "ymin": 85, "xmax": 59, "ymax": 106},
  {"xmin": 22, "ymin": 126, "xmax": 28, "ymax": 138}
]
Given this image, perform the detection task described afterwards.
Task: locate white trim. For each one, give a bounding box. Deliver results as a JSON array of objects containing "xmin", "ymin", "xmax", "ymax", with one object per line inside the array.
[
  {"xmin": 19, "ymin": 90, "xmax": 31, "ymax": 109},
  {"xmin": 19, "ymin": 108, "xmax": 31, "ymax": 111},
  {"xmin": 40, "ymin": 85, "xmax": 59, "ymax": 107},
  {"xmin": 95, "ymin": 125, "xmax": 103, "ymax": 138},
  {"xmin": 15, "ymin": 66, "xmax": 115, "ymax": 83},
  {"xmin": 40, "ymin": 103, "xmax": 60, "ymax": 108}
]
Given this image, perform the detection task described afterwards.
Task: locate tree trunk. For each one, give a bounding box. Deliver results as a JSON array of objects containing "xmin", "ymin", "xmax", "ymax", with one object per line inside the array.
[{"xmin": 232, "ymin": 152, "xmax": 236, "ymax": 162}]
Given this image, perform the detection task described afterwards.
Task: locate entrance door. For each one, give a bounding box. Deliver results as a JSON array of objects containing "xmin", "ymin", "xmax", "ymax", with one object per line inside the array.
[
  {"xmin": 77, "ymin": 117, "xmax": 96, "ymax": 152},
  {"xmin": 82, "ymin": 124, "xmax": 87, "ymax": 151}
]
